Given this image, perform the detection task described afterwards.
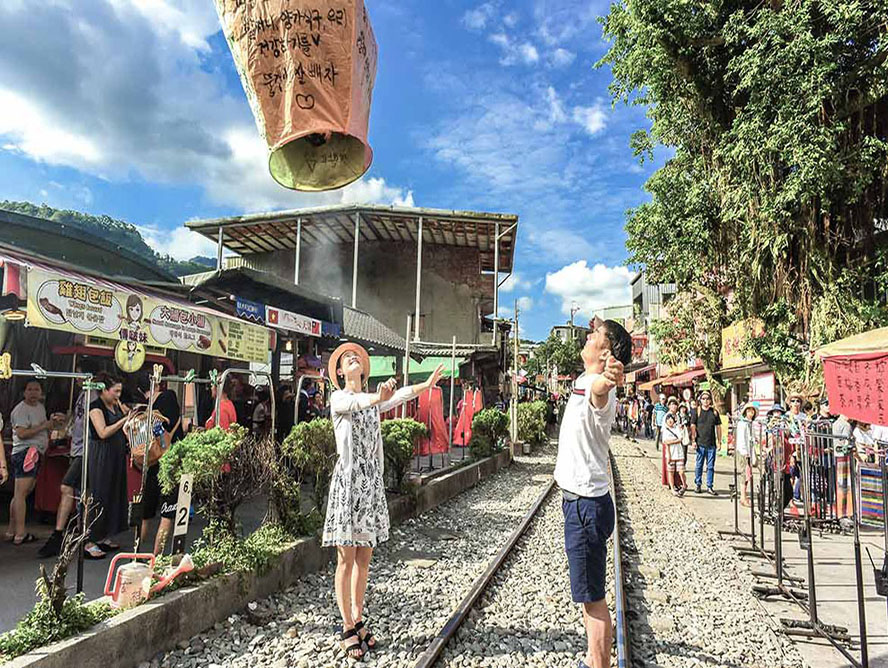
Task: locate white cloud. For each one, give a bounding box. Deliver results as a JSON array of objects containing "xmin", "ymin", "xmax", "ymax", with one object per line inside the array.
[
  {"xmin": 0, "ymin": 1, "xmax": 413, "ymax": 214},
  {"xmin": 487, "ymin": 32, "xmax": 541, "ymax": 66},
  {"xmin": 572, "ymin": 104, "xmax": 607, "ymax": 135},
  {"xmin": 549, "ymin": 48, "xmax": 576, "ymax": 67},
  {"xmin": 139, "ymin": 225, "xmax": 218, "ymax": 261},
  {"xmin": 503, "ymin": 13, "xmax": 519, "ymax": 28},
  {"xmin": 519, "ymin": 43, "xmax": 540, "ymax": 63},
  {"xmin": 463, "ymin": 3, "xmax": 497, "ymax": 31},
  {"xmin": 545, "ymin": 261, "xmax": 633, "ymax": 318},
  {"xmin": 517, "ymin": 296, "xmax": 534, "ymax": 312},
  {"xmin": 545, "ymin": 86, "xmax": 567, "ymax": 125},
  {"xmin": 500, "ymin": 272, "xmax": 534, "ymax": 293}
]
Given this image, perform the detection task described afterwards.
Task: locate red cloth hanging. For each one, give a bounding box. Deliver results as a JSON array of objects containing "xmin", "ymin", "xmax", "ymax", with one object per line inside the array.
[
  {"xmin": 453, "ymin": 389, "xmax": 476, "ymax": 447},
  {"xmin": 416, "ymin": 387, "xmax": 449, "ymax": 456}
]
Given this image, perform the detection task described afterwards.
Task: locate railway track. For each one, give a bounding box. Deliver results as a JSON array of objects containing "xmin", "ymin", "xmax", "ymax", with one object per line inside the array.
[{"xmin": 411, "ymin": 456, "xmax": 632, "ymax": 668}]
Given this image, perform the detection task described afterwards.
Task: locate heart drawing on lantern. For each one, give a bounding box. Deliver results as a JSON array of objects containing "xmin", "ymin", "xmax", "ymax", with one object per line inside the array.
[{"xmin": 296, "ymin": 94, "xmax": 315, "ymax": 110}]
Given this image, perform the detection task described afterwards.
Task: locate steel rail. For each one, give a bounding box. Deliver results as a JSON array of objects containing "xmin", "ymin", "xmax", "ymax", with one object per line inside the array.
[
  {"xmin": 412, "ymin": 478, "xmax": 556, "ymax": 668},
  {"xmin": 609, "ymin": 451, "xmax": 633, "ymax": 668}
]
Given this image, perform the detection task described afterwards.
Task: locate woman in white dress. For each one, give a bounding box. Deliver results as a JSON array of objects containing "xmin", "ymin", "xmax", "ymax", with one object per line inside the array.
[{"xmin": 322, "ymin": 342, "xmax": 443, "ymax": 660}]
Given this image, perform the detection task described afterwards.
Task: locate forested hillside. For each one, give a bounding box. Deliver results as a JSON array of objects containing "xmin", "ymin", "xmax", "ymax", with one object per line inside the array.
[{"xmin": 0, "ymin": 200, "xmax": 214, "ymax": 276}]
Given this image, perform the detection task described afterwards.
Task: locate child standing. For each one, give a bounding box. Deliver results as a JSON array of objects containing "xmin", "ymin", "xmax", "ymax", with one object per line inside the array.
[{"xmin": 662, "ymin": 413, "xmax": 686, "ymax": 495}]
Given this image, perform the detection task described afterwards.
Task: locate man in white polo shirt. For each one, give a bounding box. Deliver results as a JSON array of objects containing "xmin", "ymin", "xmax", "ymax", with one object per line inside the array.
[{"xmin": 555, "ymin": 319, "xmax": 631, "ymax": 668}]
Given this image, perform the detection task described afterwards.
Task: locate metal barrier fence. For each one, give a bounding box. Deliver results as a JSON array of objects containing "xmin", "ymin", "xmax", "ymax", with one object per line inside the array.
[{"xmin": 722, "ymin": 415, "xmax": 888, "ymax": 668}]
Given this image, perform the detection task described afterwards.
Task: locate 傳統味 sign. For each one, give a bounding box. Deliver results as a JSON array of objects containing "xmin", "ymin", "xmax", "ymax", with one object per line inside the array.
[
  {"xmin": 26, "ymin": 268, "xmax": 270, "ymax": 364},
  {"xmin": 266, "ymin": 305, "xmax": 321, "ymax": 337}
]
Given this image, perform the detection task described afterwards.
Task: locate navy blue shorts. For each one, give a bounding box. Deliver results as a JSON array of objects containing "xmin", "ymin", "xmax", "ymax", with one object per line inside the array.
[
  {"xmin": 563, "ymin": 492, "xmax": 615, "ymax": 603},
  {"xmin": 10, "ymin": 450, "xmax": 41, "ymax": 479}
]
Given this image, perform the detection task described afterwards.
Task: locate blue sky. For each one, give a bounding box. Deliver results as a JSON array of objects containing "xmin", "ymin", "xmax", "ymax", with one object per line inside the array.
[{"xmin": 0, "ymin": 0, "xmax": 663, "ymax": 341}]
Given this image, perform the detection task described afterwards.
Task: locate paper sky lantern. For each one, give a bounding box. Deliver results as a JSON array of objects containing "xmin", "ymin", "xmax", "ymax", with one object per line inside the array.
[{"xmin": 214, "ymin": 1, "xmax": 378, "ymax": 192}]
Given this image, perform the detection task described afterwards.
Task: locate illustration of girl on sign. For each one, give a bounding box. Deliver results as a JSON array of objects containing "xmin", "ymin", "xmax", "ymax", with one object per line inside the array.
[{"xmin": 123, "ymin": 295, "xmax": 144, "ymax": 366}]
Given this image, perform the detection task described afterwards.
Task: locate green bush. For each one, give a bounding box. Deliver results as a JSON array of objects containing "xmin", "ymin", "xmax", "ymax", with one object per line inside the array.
[
  {"xmin": 472, "ymin": 409, "xmax": 509, "ymax": 447},
  {"xmin": 190, "ymin": 521, "xmax": 296, "ymax": 576},
  {"xmin": 382, "ymin": 418, "xmax": 428, "ymax": 491},
  {"xmin": 0, "ymin": 591, "xmax": 114, "ymax": 661},
  {"xmin": 515, "ymin": 401, "xmax": 547, "ymax": 445},
  {"xmin": 282, "ymin": 419, "xmax": 337, "ymax": 510},
  {"xmin": 158, "ymin": 425, "xmax": 245, "ymax": 495}
]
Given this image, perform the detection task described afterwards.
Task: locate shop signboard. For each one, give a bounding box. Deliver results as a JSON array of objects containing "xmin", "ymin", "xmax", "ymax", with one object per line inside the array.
[
  {"xmin": 266, "ymin": 305, "xmax": 321, "ymax": 337},
  {"xmin": 749, "ymin": 371, "xmax": 775, "ymax": 413},
  {"xmin": 236, "ymin": 297, "xmax": 266, "ymax": 323},
  {"xmin": 721, "ymin": 318, "xmax": 765, "ymax": 370},
  {"xmin": 822, "ymin": 353, "xmax": 888, "ymax": 426},
  {"xmin": 26, "ymin": 268, "xmax": 270, "ymax": 364},
  {"xmin": 631, "ymin": 335, "xmax": 648, "ymax": 364}
]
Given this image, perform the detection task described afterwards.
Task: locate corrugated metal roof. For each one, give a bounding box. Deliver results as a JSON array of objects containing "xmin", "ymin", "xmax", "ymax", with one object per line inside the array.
[
  {"xmin": 343, "ymin": 306, "xmax": 407, "ymax": 355},
  {"xmin": 184, "ymin": 204, "xmax": 519, "ymax": 274}
]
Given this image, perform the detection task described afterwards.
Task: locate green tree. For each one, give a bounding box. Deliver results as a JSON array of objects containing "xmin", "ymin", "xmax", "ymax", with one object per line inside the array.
[{"xmin": 601, "ymin": 0, "xmax": 888, "ymax": 386}]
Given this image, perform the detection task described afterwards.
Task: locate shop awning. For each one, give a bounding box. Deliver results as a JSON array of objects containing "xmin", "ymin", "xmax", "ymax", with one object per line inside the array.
[
  {"xmin": 1, "ymin": 247, "xmax": 272, "ymax": 365},
  {"xmin": 185, "ymin": 204, "xmax": 519, "ymax": 274},
  {"xmin": 816, "ymin": 327, "xmax": 888, "ymax": 359},
  {"xmin": 638, "ymin": 378, "xmax": 659, "ymax": 392},
  {"xmin": 668, "ymin": 368, "xmax": 707, "ymax": 387},
  {"xmin": 369, "ymin": 355, "xmax": 465, "ymax": 380}
]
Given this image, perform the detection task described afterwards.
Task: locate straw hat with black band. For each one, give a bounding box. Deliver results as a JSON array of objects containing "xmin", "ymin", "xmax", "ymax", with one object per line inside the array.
[{"xmin": 328, "ymin": 342, "xmax": 371, "ymax": 391}]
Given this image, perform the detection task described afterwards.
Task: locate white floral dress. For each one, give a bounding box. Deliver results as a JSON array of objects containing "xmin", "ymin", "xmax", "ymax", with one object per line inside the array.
[{"xmin": 322, "ymin": 387, "xmax": 419, "ymax": 547}]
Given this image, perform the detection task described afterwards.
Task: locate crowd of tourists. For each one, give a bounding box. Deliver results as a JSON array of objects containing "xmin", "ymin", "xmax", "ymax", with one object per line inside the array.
[
  {"xmin": 614, "ymin": 388, "xmax": 887, "ymax": 530},
  {"xmin": 615, "ymin": 390, "xmax": 722, "ymax": 497},
  {"xmin": 0, "ymin": 371, "xmax": 324, "ymax": 559}
]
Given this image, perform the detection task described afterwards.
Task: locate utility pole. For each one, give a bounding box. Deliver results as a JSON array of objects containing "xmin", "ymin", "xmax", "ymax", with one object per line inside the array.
[
  {"xmin": 511, "ymin": 299, "xmax": 520, "ymax": 446},
  {"xmin": 569, "ymin": 303, "xmax": 580, "ymax": 343}
]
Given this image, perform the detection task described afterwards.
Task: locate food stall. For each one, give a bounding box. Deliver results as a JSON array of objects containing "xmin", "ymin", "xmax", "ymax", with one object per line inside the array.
[{"xmin": 0, "ymin": 246, "xmax": 272, "ymax": 513}]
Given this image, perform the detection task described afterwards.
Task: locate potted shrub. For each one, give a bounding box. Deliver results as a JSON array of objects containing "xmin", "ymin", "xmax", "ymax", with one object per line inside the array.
[{"xmin": 381, "ymin": 418, "xmax": 428, "ymax": 492}]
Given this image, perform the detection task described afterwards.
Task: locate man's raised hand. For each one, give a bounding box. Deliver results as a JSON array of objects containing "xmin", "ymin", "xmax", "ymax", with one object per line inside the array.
[{"xmin": 603, "ymin": 353, "xmax": 624, "ymax": 388}]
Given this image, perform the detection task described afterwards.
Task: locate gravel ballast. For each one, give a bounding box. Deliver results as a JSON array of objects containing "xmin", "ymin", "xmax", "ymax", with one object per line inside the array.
[
  {"xmin": 152, "ymin": 446, "xmax": 556, "ymax": 668},
  {"xmin": 152, "ymin": 435, "xmax": 808, "ymax": 668}
]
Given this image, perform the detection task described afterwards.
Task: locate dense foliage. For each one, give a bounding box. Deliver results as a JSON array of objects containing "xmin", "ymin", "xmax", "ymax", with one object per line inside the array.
[
  {"xmin": 524, "ymin": 333, "xmax": 582, "ymax": 379},
  {"xmin": 381, "ymin": 418, "xmax": 428, "ymax": 491},
  {"xmin": 158, "ymin": 426, "xmax": 244, "ymax": 495},
  {"xmin": 281, "ymin": 419, "xmax": 337, "ymax": 510},
  {"xmin": 468, "ymin": 408, "xmax": 508, "ymax": 459},
  {"xmin": 514, "ymin": 401, "xmax": 548, "ymax": 446},
  {"xmin": 190, "ymin": 521, "xmax": 295, "ymax": 575},
  {"xmin": 0, "ymin": 591, "xmax": 114, "ymax": 661},
  {"xmin": 601, "ymin": 1, "xmax": 888, "ymax": 386},
  {"xmin": 0, "ymin": 200, "xmax": 213, "ymax": 276}
]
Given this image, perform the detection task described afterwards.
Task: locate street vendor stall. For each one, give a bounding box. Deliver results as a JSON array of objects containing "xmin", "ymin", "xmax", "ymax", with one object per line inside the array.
[
  {"xmin": 817, "ymin": 328, "xmax": 888, "ymax": 529},
  {"xmin": 0, "ymin": 245, "xmax": 272, "ymax": 519}
]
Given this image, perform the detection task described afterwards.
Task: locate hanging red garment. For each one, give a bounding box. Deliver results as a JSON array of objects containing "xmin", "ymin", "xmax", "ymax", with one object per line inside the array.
[
  {"xmin": 474, "ymin": 388, "xmax": 484, "ymax": 413},
  {"xmin": 416, "ymin": 387, "xmax": 448, "ymax": 456},
  {"xmin": 453, "ymin": 389, "xmax": 476, "ymax": 447}
]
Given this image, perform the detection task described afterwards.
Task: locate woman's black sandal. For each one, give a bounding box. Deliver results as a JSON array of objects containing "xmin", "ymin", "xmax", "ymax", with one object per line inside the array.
[
  {"xmin": 340, "ymin": 628, "xmax": 365, "ymax": 660},
  {"xmin": 354, "ymin": 621, "xmax": 377, "ymax": 651}
]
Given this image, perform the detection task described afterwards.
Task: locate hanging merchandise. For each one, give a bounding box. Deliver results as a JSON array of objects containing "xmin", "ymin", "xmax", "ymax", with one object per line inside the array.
[
  {"xmin": 417, "ymin": 386, "xmax": 448, "ymax": 456},
  {"xmin": 214, "ymin": 0, "xmax": 378, "ymax": 192},
  {"xmin": 453, "ymin": 388, "xmax": 476, "ymax": 447}
]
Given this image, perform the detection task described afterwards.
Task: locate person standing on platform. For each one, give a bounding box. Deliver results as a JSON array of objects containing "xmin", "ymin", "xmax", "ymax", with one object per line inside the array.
[
  {"xmin": 662, "ymin": 413, "xmax": 686, "ymax": 495},
  {"xmin": 652, "ymin": 393, "xmax": 668, "ymax": 450},
  {"xmin": 691, "ymin": 390, "xmax": 721, "ymax": 495},
  {"xmin": 735, "ymin": 403, "xmax": 758, "ymax": 507},
  {"xmin": 38, "ymin": 379, "xmax": 98, "ymax": 559},
  {"xmin": 6, "ymin": 380, "xmax": 62, "ymax": 545},
  {"xmin": 661, "ymin": 397, "xmax": 680, "ymax": 487},
  {"xmin": 832, "ymin": 413, "xmax": 854, "ymax": 524},
  {"xmin": 554, "ymin": 320, "xmax": 631, "ymax": 668}
]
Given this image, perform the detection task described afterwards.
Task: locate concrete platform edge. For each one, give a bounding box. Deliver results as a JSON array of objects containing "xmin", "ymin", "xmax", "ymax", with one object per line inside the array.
[{"xmin": 6, "ymin": 449, "xmax": 513, "ymax": 668}]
